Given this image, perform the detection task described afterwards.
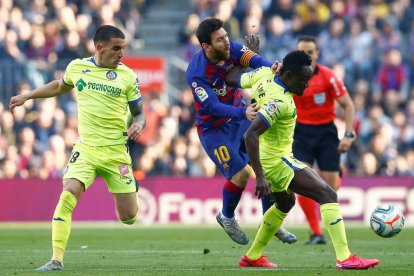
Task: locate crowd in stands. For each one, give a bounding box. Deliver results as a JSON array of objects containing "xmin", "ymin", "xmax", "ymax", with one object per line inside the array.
[{"xmin": 1, "ymin": 0, "xmax": 414, "ymax": 179}]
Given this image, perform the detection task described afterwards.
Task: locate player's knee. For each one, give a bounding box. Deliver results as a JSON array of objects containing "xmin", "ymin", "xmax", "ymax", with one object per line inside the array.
[
  {"xmin": 121, "ymin": 212, "xmax": 138, "ymax": 225},
  {"xmin": 320, "ymin": 185, "xmax": 338, "ymax": 204},
  {"xmin": 230, "ymin": 167, "xmax": 251, "ymax": 187},
  {"xmin": 277, "ymin": 197, "xmax": 296, "ymax": 213}
]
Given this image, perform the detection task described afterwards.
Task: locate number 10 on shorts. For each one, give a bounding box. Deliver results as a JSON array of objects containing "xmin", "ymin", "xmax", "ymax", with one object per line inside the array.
[{"xmin": 214, "ymin": 146, "xmax": 230, "ymax": 164}]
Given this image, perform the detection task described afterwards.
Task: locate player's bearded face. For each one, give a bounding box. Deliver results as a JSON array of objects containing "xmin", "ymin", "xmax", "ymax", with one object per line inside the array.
[
  {"xmin": 211, "ymin": 45, "xmax": 230, "ymax": 61},
  {"xmin": 210, "ymin": 29, "xmax": 230, "ymax": 61}
]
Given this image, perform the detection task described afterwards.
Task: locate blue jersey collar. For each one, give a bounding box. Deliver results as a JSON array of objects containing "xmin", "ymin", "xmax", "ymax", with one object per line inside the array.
[
  {"xmin": 274, "ymin": 76, "xmax": 289, "ymax": 93},
  {"xmin": 89, "ymin": 57, "xmax": 100, "ymax": 67}
]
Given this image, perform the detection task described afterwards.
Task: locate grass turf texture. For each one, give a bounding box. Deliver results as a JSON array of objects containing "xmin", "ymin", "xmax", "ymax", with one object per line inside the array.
[{"xmin": 0, "ymin": 223, "xmax": 413, "ymax": 275}]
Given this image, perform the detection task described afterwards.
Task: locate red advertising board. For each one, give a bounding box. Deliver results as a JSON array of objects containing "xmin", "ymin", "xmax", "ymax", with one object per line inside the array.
[
  {"xmin": 121, "ymin": 56, "xmax": 165, "ymax": 94},
  {"xmin": 0, "ymin": 177, "xmax": 413, "ymax": 225}
]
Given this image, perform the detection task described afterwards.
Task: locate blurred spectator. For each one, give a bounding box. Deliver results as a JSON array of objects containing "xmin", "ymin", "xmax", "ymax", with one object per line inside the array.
[
  {"xmin": 265, "ymin": 0, "xmax": 294, "ymax": 20},
  {"xmin": 1, "ymin": 112, "xmax": 16, "ymax": 146},
  {"xmin": 191, "ymin": 0, "xmax": 215, "ymax": 21},
  {"xmin": 179, "ymin": 13, "xmax": 202, "ymax": 61},
  {"xmin": 373, "ymin": 48, "xmax": 409, "ymax": 105},
  {"xmin": 347, "ymin": 19, "xmax": 375, "ymax": 82},
  {"xmin": 295, "ymin": 0, "xmax": 330, "ymax": 36},
  {"xmin": 130, "ymin": 91, "xmax": 167, "ymax": 171},
  {"xmin": 263, "ymin": 15, "xmax": 291, "ymax": 62},
  {"xmin": 318, "ymin": 17, "xmax": 348, "ymax": 67}
]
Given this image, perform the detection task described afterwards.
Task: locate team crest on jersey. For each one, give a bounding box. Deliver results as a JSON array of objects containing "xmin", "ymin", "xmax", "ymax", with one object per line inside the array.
[
  {"xmin": 264, "ymin": 101, "xmax": 278, "ymax": 116},
  {"xmin": 195, "ymin": 87, "xmax": 208, "ymax": 102},
  {"xmin": 106, "ymin": 70, "xmax": 117, "ymax": 80},
  {"xmin": 119, "ymin": 164, "xmax": 129, "ymax": 175},
  {"xmin": 313, "ymin": 92, "xmax": 326, "ymax": 105}
]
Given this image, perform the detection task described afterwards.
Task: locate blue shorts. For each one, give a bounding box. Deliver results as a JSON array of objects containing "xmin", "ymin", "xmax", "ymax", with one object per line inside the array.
[{"xmin": 198, "ymin": 119, "xmax": 250, "ymax": 179}]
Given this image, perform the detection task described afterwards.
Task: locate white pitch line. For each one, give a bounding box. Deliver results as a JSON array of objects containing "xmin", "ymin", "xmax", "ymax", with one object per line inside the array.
[
  {"xmin": 1, "ymin": 249, "xmax": 414, "ymax": 256},
  {"xmin": 9, "ymin": 267, "xmax": 414, "ymax": 272}
]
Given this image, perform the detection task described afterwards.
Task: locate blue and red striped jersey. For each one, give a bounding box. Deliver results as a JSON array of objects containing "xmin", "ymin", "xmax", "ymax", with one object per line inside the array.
[{"xmin": 186, "ymin": 41, "xmax": 272, "ymax": 134}]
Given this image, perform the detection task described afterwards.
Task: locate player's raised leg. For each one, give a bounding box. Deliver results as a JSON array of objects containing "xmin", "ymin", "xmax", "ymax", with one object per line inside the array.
[
  {"xmin": 36, "ymin": 178, "xmax": 84, "ymax": 271},
  {"xmin": 290, "ymin": 167, "xmax": 379, "ymax": 269},
  {"xmin": 216, "ymin": 165, "xmax": 250, "ymax": 245},
  {"xmin": 199, "ymin": 124, "xmax": 250, "ymax": 245}
]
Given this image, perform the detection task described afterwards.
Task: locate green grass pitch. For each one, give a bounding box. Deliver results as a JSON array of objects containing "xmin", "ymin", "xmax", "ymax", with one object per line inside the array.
[{"xmin": 0, "ymin": 223, "xmax": 413, "ymax": 275}]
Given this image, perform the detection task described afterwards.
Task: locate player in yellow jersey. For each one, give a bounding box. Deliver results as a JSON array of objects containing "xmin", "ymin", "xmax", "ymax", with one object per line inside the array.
[
  {"xmin": 9, "ymin": 25, "xmax": 146, "ymax": 271},
  {"xmin": 226, "ymin": 50, "xmax": 379, "ymax": 270}
]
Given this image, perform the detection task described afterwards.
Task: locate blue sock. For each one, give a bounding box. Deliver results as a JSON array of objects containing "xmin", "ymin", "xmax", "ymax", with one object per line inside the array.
[
  {"xmin": 222, "ymin": 180, "xmax": 244, "ymax": 218},
  {"xmin": 261, "ymin": 195, "xmax": 274, "ymax": 214}
]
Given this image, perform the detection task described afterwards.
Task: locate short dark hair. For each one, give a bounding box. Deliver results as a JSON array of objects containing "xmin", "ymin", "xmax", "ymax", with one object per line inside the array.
[
  {"xmin": 281, "ymin": 50, "xmax": 312, "ymax": 75},
  {"xmin": 297, "ymin": 35, "xmax": 318, "ymax": 49},
  {"xmin": 93, "ymin": 25, "xmax": 125, "ymax": 45},
  {"xmin": 196, "ymin": 18, "xmax": 223, "ymax": 45}
]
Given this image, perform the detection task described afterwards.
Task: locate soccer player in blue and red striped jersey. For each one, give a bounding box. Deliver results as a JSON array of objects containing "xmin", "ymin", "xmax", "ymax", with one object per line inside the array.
[{"xmin": 186, "ymin": 18, "xmax": 296, "ymax": 245}]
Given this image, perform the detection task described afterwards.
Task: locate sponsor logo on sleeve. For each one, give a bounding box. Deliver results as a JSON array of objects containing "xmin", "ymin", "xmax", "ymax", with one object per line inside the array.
[
  {"xmin": 135, "ymin": 77, "xmax": 140, "ymax": 89},
  {"xmin": 264, "ymin": 101, "xmax": 278, "ymax": 116},
  {"xmin": 195, "ymin": 87, "xmax": 208, "ymax": 102},
  {"xmin": 329, "ymin": 77, "xmax": 342, "ymax": 96},
  {"xmin": 192, "ymin": 82, "xmax": 198, "ymax": 88}
]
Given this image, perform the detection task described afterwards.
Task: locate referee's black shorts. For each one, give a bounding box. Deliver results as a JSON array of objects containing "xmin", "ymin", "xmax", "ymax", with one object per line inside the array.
[{"xmin": 293, "ymin": 122, "xmax": 340, "ymax": 171}]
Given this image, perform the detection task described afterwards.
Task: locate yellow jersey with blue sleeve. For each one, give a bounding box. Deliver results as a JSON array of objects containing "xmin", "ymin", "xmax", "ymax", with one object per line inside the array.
[
  {"xmin": 239, "ymin": 66, "xmax": 306, "ymax": 192},
  {"xmin": 62, "ymin": 57, "xmax": 141, "ymax": 146}
]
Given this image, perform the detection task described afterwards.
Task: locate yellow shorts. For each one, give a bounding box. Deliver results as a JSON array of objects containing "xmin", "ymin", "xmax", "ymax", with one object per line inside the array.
[
  {"xmin": 63, "ymin": 142, "xmax": 136, "ymax": 194},
  {"xmin": 261, "ymin": 155, "xmax": 307, "ymax": 193}
]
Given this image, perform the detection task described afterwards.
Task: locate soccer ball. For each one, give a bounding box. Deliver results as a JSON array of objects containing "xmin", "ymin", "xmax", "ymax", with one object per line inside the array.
[{"xmin": 370, "ymin": 204, "xmax": 405, "ymax": 238}]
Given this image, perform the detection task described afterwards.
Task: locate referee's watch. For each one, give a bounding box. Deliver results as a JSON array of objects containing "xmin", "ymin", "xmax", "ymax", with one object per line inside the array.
[{"xmin": 344, "ymin": 131, "xmax": 355, "ymax": 138}]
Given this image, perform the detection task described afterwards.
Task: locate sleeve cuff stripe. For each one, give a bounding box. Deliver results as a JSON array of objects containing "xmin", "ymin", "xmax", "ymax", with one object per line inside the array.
[
  {"xmin": 128, "ymin": 98, "xmax": 142, "ymax": 104},
  {"xmin": 237, "ymin": 75, "xmax": 243, "ymax": 88},
  {"xmin": 62, "ymin": 78, "xmax": 73, "ymax": 86},
  {"xmin": 258, "ymin": 112, "xmax": 271, "ymax": 127}
]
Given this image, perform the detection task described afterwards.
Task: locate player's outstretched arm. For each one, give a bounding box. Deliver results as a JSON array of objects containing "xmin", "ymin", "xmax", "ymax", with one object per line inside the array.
[
  {"xmin": 127, "ymin": 100, "xmax": 146, "ymax": 142},
  {"xmin": 244, "ymin": 116, "xmax": 272, "ymax": 198},
  {"xmin": 225, "ymin": 34, "xmax": 261, "ymax": 87},
  {"xmin": 245, "ymin": 34, "xmax": 260, "ymax": 54},
  {"xmin": 9, "ymin": 80, "xmax": 72, "ymax": 114},
  {"xmin": 244, "ymin": 33, "xmax": 283, "ymax": 73}
]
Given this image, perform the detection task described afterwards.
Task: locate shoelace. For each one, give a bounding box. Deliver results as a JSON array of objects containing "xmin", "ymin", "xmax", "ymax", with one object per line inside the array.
[{"xmin": 223, "ymin": 219, "xmax": 242, "ymax": 233}]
